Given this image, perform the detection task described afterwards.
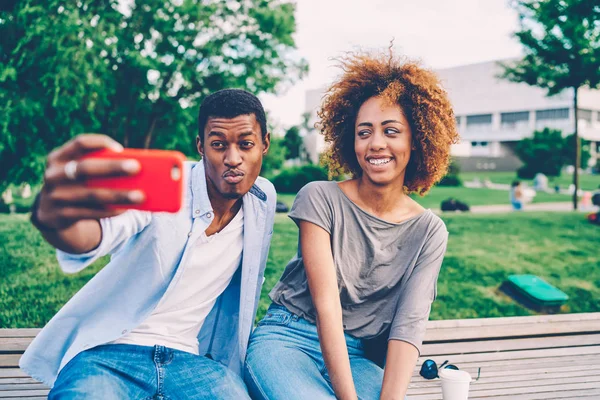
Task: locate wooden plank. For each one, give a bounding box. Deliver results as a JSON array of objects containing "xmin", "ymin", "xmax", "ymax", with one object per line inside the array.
[
  {"xmin": 0, "ymin": 355, "xmax": 22, "ymax": 368},
  {"xmin": 421, "ymin": 333, "xmax": 600, "ymax": 355},
  {"xmin": 471, "ymin": 388, "xmax": 600, "ymax": 399},
  {"xmin": 460, "ymin": 381, "xmax": 599, "ymax": 397},
  {"xmin": 0, "ymin": 383, "xmax": 47, "ymax": 391},
  {"xmin": 0, "ymin": 371, "xmax": 29, "ymax": 379},
  {"xmin": 410, "ymin": 369, "xmax": 600, "ymax": 388},
  {"xmin": 424, "ymin": 319, "xmax": 600, "ymax": 342},
  {"xmin": 0, "ymin": 339, "xmax": 36, "ymax": 352},
  {"xmin": 426, "ymin": 313, "xmax": 600, "ymax": 331},
  {"xmin": 409, "ymin": 375, "xmax": 594, "ymax": 394},
  {"xmin": 414, "ymin": 354, "xmax": 600, "ymax": 373},
  {"xmin": 417, "ymin": 344, "xmax": 600, "ymax": 364},
  {"xmin": 0, "ymin": 378, "xmax": 39, "ymax": 385},
  {"xmin": 0, "ymin": 389, "xmax": 49, "ymax": 397},
  {"xmin": 0, "ymin": 330, "xmax": 40, "ymax": 339}
]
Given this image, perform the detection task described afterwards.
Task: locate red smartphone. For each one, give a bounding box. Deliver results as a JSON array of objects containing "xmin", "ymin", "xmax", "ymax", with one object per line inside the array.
[{"xmin": 81, "ymin": 148, "xmax": 187, "ymax": 213}]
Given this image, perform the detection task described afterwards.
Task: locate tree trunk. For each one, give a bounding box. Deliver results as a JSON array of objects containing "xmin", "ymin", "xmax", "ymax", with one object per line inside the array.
[
  {"xmin": 143, "ymin": 117, "xmax": 157, "ymax": 149},
  {"xmin": 573, "ymin": 87, "xmax": 579, "ymax": 210}
]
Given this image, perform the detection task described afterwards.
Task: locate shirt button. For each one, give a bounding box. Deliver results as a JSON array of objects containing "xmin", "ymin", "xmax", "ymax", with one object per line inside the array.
[
  {"xmin": 194, "ymin": 210, "xmax": 200, "ymax": 215},
  {"xmin": 206, "ymin": 212, "xmax": 212, "ymax": 219},
  {"xmin": 121, "ymin": 329, "xmax": 128, "ymax": 335},
  {"xmin": 188, "ymin": 232, "xmax": 193, "ymax": 237}
]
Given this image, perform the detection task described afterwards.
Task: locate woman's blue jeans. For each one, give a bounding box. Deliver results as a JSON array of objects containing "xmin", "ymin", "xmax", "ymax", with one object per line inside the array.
[
  {"xmin": 49, "ymin": 343, "xmax": 249, "ymax": 399},
  {"xmin": 244, "ymin": 304, "xmax": 389, "ymax": 400}
]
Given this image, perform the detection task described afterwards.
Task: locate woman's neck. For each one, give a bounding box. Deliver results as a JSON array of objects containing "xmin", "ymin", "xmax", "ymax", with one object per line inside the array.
[{"xmin": 354, "ymin": 176, "xmax": 409, "ymax": 217}]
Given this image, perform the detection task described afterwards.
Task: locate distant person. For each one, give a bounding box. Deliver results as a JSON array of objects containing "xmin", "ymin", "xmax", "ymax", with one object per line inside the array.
[
  {"xmin": 510, "ymin": 180, "xmax": 524, "ymax": 211},
  {"xmin": 244, "ymin": 51, "xmax": 458, "ymax": 400}
]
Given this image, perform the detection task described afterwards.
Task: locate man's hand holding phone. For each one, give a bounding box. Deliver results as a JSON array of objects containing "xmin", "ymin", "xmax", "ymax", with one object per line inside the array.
[
  {"xmin": 34, "ymin": 134, "xmax": 185, "ymax": 234},
  {"xmin": 34, "ymin": 134, "xmax": 146, "ymax": 231}
]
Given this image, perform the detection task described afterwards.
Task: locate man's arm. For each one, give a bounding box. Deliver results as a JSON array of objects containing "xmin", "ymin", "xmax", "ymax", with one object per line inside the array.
[{"xmin": 32, "ymin": 134, "xmax": 144, "ymax": 254}]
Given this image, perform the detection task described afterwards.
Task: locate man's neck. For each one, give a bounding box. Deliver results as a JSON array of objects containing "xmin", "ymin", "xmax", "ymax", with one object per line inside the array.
[{"xmin": 205, "ymin": 177, "xmax": 243, "ymax": 235}]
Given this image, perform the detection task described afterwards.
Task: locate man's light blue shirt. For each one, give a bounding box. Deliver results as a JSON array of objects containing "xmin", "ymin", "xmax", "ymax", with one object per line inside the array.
[{"xmin": 20, "ymin": 161, "xmax": 276, "ymax": 387}]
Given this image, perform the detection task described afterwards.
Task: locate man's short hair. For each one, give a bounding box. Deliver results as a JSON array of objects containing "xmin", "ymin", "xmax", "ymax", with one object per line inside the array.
[{"xmin": 197, "ymin": 89, "xmax": 267, "ymax": 144}]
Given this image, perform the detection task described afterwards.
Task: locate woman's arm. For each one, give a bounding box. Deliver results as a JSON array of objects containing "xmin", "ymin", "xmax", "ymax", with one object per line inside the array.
[
  {"xmin": 380, "ymin": 340, "xmax": 419, "ymax": 400},
  {"xmin": 299, "ymin": 220, "xmax": 358, "ymax": 400}
]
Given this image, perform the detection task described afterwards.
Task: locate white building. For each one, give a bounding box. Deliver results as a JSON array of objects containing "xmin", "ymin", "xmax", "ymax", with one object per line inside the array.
[{"xmin": 304, "ymin": 59, "xmax": 600, "ymax": 170}]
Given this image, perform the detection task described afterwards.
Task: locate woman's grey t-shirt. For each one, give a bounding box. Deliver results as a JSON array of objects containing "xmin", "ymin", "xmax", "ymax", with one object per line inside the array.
[{"xmin": 269, "ymin": 181, "xmax": 448, "ymax": 353}]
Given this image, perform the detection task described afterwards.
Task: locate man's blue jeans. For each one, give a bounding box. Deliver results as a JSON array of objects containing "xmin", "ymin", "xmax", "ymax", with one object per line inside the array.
[
  {"xmin": 49, "ymin": 344, "xmax": 250, "ymax": 399},
  {"xmin": 244, "ymin": 304, "xmax": 390, "ymax": 400}
]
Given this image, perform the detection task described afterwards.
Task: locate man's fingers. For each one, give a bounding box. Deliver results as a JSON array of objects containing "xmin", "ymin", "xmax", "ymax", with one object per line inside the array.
[
  {"xmin": 47, "ymin": 134, "xmax": 124, "ymax": 164},
  {"xmin": 48, "ymin": 186, "xmax": 145, "ymax": 207},
  {"xmin": 44, "ymin": 158, "xmax": 140, "ymax": 185},
  {"xmin": 48, "ymin": 207, "xmax": 130, "ymax": 222}
]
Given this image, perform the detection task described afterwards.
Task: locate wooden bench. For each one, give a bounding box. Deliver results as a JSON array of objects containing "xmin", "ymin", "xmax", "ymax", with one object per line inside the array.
[
  {"xmin": 2, "ymin": 313, "xmax": 599, "ymax": 399},
  {"xmin": 408, "ymin": 312, "xmax": 600, "ymax": 399},
  {"xmin": 0, "ymin": 329, "xmax": 46, "ymax": 399}
]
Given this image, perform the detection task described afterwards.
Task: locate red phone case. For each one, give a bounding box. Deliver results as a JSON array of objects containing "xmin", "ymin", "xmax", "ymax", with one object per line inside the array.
[{"xmin": 81, "ymin": 148, "xmax": 187, "ymax": 213}]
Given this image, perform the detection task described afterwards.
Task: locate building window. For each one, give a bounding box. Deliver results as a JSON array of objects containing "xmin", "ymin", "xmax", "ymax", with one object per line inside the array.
[
  {"xmin": 578, "ymin": 109, "xmax": 592, "ymax": 122},
  {"xmin": 455, "ymin": 116, "xmax": 461, "ymax": 125},
  {"xmin": 501, "ymin": 111, "xmax": 529, "ymax": 124},
  {"xmin": 466, "ymin": 114, "xmax": 492, "ymax": 126},
  {"xmin": 471, "ymin": 141, "xmax": 489, "ymax": 147},
  {"xmin": 536, "ymin": 108, "xmax": 569, "ymax": 121}
]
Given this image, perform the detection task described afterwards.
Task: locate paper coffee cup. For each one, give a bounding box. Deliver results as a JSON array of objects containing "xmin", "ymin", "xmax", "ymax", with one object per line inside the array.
[{"xmin": 439, "ymin": 368, "xmax": 472, "ymax": 400}]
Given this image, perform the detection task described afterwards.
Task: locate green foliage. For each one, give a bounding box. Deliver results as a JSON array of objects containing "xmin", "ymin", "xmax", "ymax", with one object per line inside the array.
[
  {"xmin": 437, "ymin": 158, "xmax": 463, "ymax": 187},
  {"xmin": 271, "ymin": 164, "xmax": 328, "ymax": 193},
  {"xmin": 283, "ymin": 125, "xmax": 302, "ymax": 159},
  {"xmin": 0, "ymin": 1, "xmax": 308, "ymax": 192},
  {"xmin": 501, "ymin": 0, "xmax": 600, "ymax": 95},
  {"xmin": 261, "ymin": 136, "xmax": 286, "ymax": 177},
  {"xmin": 515, "ymin": 128, "xmax": 591, "ymax": 177}
]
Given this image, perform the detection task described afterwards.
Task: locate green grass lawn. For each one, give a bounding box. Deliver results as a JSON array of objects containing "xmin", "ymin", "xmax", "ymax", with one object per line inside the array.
[
  {"xmin": 461, "ymin": 171, "xmax": 599, "ymax": 191},
  {"xmin": 279, "ymin": 186, "xmax": 573, "ymax": 211},
  {"xmin": 1, "ymin": 212, "xmax": 598, "ymax": 328}
]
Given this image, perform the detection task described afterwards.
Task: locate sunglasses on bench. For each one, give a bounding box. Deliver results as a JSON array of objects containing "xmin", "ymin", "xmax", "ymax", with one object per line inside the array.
[{"xmin": 419, "ymin": 359, "xmax": 481, "ymax": 380}]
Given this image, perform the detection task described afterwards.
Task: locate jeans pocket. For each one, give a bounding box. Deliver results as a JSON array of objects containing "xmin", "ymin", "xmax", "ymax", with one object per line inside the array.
[{"xmin": 257, "ymin": 310, "xmax": 292, "ymax": 327}]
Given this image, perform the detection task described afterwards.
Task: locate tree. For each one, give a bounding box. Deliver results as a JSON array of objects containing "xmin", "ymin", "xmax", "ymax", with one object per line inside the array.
[
  {"xmin": 564, "ymin": 133, "xmax": 591, "ymax": 169},
  {"xmin": 501, "ymin": 0, "xmax": 600, "ymax": 209},
  {"xmin": 0, "ymin": 0, "xmax": 307, "ymax": 192},
  {"xmin": 515, "ymin": 128, "xmax": 567, "ymax": 178},
  {"xmin": 514, "ymin": 128, "xmax": 591, "ymax": 178},
  {"xmin": 283, "ymin": 125, "xmax": 302, "ymax": 159},
  {"xmin": 261, "ymin": 136, "xmax": 286, "ymax": 177}
]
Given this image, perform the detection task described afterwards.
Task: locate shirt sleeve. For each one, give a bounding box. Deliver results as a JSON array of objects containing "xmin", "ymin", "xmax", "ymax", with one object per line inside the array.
[
  {"xmin": 287, "ymin": 181, "xmax": 334, "ymax": 234},
  {"xmin": 56, "ymin": 210, "xmax": 152, "ymax": 273},
  {"xmin": 388, "ymin": 219, "xmax": 448, "ymax": 354}
]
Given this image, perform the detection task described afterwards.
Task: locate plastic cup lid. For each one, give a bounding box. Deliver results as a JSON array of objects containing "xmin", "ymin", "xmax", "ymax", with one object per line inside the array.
[{"xmin": 439, "ymin": 368, "xmax": 472, "ymax": 382}]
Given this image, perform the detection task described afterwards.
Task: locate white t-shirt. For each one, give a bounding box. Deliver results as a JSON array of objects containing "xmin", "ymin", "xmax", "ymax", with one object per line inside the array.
[{"xmin": 112, "ymin": 208, "xmax": 244, "ymax": 354}]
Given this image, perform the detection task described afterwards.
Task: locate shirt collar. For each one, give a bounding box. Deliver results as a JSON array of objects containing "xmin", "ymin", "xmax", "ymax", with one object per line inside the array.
[{"xmin": 190, "ymin": 161, "xmax": 213, "ymax": 219}]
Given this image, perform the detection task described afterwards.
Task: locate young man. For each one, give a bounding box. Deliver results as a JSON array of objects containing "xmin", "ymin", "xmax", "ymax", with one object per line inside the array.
[{"xmin": 21, "ymin": 89, "xmax": 275, "ymax": 399}]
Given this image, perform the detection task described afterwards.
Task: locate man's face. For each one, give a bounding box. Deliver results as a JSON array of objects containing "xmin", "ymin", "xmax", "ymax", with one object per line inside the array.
[{"xmin": 197, "ymin": 114, "xmax": 269, "ymax": 201}]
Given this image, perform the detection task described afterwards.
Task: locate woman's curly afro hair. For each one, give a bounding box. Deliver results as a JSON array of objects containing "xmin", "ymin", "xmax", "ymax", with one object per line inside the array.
[{"xmin": 318, "ymin": 52, "xmax": 460, "ymax": 195}]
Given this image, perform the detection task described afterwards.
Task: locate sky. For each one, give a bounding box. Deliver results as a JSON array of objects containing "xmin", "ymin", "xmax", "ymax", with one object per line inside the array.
[{"xmin": 259, "ymin": 0, "xmax": 525, "ymax": 130}]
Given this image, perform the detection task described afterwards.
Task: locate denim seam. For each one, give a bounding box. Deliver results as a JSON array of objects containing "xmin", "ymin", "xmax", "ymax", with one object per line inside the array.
[
  {"xmin": 153, "ymin": 346, "xmax": 165, "ymax": 398},
  {"xmin": 245, "ymin": 362, "xmax": 271, "ymax": 400}
]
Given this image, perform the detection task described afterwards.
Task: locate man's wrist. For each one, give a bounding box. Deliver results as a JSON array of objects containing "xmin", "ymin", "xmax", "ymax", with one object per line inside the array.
[{"xmin": 30, "ymin": 193, "xmax": 57, "ymax": 232}]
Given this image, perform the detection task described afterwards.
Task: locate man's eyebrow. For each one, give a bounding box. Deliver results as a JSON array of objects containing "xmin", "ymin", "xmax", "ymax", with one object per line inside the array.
[{"xmin": 207, "ymin": 131, "xmax": 226, "ymax": 139}]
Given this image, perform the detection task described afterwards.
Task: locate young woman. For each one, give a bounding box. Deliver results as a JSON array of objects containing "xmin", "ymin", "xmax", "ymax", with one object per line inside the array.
[{"xmin": 244, "ymin": 52, "xmax": 459, "ymax": 400}]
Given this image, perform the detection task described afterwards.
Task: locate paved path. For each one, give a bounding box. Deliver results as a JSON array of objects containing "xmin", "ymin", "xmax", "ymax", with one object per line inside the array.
[{"xmin": 433, "ymin": 202, "xmax": 599, "ymax": 214}]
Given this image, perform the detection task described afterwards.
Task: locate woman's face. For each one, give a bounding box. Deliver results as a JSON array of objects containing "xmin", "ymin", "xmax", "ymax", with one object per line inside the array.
[{"xmin": 354, "ymin": 96, "xmax": 413, "ymax": 187}]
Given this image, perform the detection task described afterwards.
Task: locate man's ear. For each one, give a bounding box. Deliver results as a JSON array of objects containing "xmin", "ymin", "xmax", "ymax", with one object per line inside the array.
[
  {"xmin": 262, "ymin": 132, "xmax": 271, "ymax": 155},
  {"xmin": 196, "ymin": 136, "xmax": 204, "ymax": 158}
]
